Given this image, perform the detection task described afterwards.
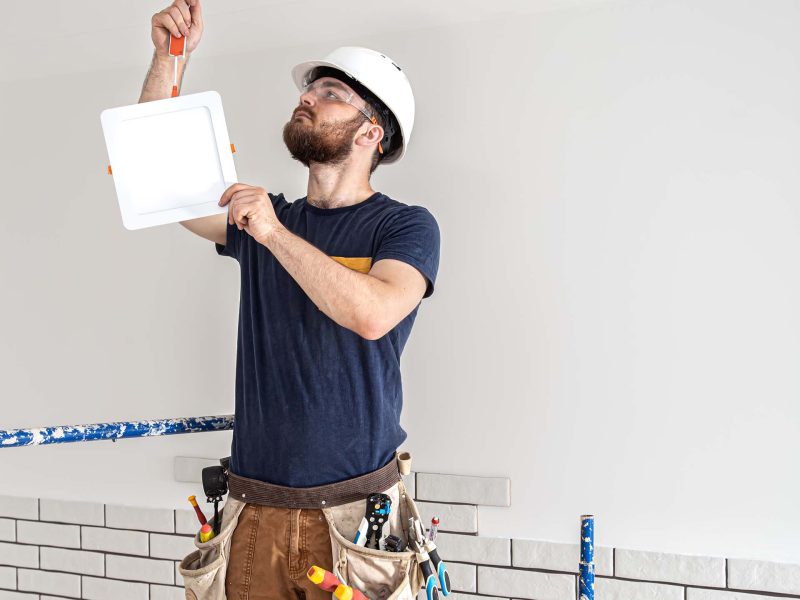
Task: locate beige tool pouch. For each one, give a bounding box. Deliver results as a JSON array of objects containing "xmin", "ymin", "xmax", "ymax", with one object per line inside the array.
[
  {"xmin": 321, "ymin": 451, "xmax": 424, "ymax": 600},
  {"xmin": 177, "ymin": 451, "xmax": 421, "ymax": 600},
  {"xmin": 177, "ymin": 495, "xmax": 246, "ymax": 600}
]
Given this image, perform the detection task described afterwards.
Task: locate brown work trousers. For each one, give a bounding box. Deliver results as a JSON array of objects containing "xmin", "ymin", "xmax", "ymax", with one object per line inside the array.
[{"xmin": 225, "ymin": 503, "xmax": 335, "ymax": 599}]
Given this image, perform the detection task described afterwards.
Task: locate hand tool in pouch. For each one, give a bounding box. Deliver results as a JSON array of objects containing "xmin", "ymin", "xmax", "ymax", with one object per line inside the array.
[
  {"xmin": 383, "ymin": 533, "xmax": 406, "ymax": 552},
  {"xmin": 307, "ymin": 566, "xmax": 370, "ymax": 600},
  {"xmin": 409, "ymin": 516, "xmax": 451, "ymax": 598},
  {"xmin": 199, "ymin": 523, "xmax": 214, "ymax": 542},
  {"xmin": 427, "ymin": 516, "xmax": 439, "ymax": 542},
  {"xmin": 334, "ymin": 583, "xmax": 369, "ymax": 600},
  {"xmin": 187, "ymin": 495, "xmax": 207, "ymax": 525},
  {"xmin": 421, "ymin": 515, "xmax": 448, "ymax": 593},
  {"xmin": 354, "ymin": 493, "xmax": 391, "ymax": 550},
  {"xmin": 188, "ymin": 494, "xmax": 213, "ymax": 541},
  {"xmin": 202, "ymin": 464, "xmax": 228, "ymax": 536},
  {"xmin": 306, "ymin": 566, "xmax": 344, "ymax": 592},
  {"xmin": 423, "ymin": 538, "xmax": 451, "ymax": 595},
  {"xmin": 168, "ymin": 33, "xmax": 187, "ymax": 97}
]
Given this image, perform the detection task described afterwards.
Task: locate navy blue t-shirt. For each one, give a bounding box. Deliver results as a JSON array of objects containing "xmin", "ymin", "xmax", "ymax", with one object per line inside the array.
[{"xmin": 215, "ymin": 191, "xmax": 440, "ymax": 487}]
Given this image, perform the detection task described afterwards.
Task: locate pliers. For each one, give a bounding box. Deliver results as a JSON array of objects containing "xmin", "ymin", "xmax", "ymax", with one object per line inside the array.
[{"xmin": 409, "ymin": 517, "xmax": 451, "ymax": 598}]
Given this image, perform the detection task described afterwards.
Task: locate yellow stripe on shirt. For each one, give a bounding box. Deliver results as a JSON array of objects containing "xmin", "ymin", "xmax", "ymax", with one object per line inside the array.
[{"xmin": 330, "ymin": 256, "xmax": 373, "ymax": 274}]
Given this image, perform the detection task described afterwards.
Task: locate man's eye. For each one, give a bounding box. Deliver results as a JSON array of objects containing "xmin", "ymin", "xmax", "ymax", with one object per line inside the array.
[{"xmin": 325, "ymin": 91, "xmax": 339, "ymax": 99}]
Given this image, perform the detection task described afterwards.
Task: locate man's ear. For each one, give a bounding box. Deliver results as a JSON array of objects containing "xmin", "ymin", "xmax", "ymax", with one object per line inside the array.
[{"xmin": 357, "ymin": 121, "xmax": 384, "ymax": 149}]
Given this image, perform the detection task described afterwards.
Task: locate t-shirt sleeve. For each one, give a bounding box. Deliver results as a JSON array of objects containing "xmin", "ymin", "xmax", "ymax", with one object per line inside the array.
[
  {"xmin": 215, "ymin": 217, "xmax": 243, "ymax": 260},
  {"xmin": 373, "ymin": 205, "xmax": 441, "ymax": 299}
]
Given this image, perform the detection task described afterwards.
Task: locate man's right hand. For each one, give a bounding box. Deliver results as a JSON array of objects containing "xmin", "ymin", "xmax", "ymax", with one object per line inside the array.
[{"xmin": 151, "ymin": 0, "xmax": 204, "ymax": 59}]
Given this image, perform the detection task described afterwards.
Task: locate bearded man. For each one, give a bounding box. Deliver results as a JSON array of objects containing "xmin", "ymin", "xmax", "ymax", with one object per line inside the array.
[{"xmin": 141, "ymin": 1, "xmax": 441, "ymax": 597}]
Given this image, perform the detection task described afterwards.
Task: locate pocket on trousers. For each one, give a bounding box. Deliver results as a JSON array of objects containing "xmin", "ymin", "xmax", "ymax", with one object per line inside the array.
[
  {"xmin": 321, "ymin": 477, "xmax": 423, "ymax": 600},
  {"xmin": 178, "ymin": 496, "xmax": 247, "ymax": 600}
]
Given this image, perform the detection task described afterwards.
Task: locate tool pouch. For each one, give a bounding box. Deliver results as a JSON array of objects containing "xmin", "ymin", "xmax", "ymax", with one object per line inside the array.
[
  {"xmin": 178, "ymin": 458, "xmax": 244, "ymax": 600},
  {"xmin": 321, "ymin": 451, "xmax": 424, "ymax": 600}
]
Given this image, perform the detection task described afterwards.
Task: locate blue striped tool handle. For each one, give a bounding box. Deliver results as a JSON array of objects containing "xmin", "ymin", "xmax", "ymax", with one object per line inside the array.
[
  {"xmin": 420, "ymin": 558, "xmax": 439, "ymax": 600},
  {"xmin": 425, "ymin": 543, "xmax": 451, "ymax": 595}
]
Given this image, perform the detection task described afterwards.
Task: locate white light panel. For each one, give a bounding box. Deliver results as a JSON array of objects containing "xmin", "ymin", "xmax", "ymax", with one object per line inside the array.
[{"xmin": 101, "ymin": 90, "xmax": 237, "ymax": 230}]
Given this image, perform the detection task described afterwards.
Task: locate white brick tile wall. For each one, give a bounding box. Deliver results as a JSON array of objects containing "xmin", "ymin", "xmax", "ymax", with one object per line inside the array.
[
  {"xmin": 513, "ymin": 539, "xmax": 614, "ymax": 576},
  {"xmin": 0, "ymin": 522, "xmax": 15, "ymax": 543},
  {"xmin": 416, "ymin": 501, "xmax": 478, "ymax": 534},
  {"xmin": 477, "ymin": 565, "xmax": 576, "ymax": 600},
  {"xmin": 105, "ymin": 505, "xmax": 174, "ymax": 534},
  {"xmin": 80, "ymin": 527, "xmax": 148, "ymax": 556},
  {"xmin": 403, "ymin": 472, "xmax": 416, "ymax": 499},
  {"xmin": 688, "ymin": 587, "xmax": 783, "ymax": 600},
  {"xmin": 81, "ymin": 576, "xmax": 148, "ymax": 600},
  {"xmin": 0, "ymin": 543, "xmax": 38, "ymax": 569},
  {"xmin": 432, "ymin": 532, "xmax": 510, "ymax": 566},
  {"xmin": 149, "ymin": 534, "xmax": 195, "ymax": 561},
  {"xmin": 105, "ymin": 555, "xmax": 174, "ymax": 585},
  {"xmin": 0, "ymin": 591, "xmax": 39, "ymax": 599},
  {"xmin": 616, "ymin": 548, "xmax": 726, "ymax": 587},
  {"xmin": 173, "ymin": 457, "xmax": 220, "ymax": 483},
  {"xmin": 174, "ymin": 509, "xmax": 201, "ymax": 536},
  {"xmin": 39, "ymin": 500, "xmax": 103, "ymax": 527},
  {"xmin": 150, "ymin": 584, "xmax": 185, "ymax": 600},
  {"xmin": 39, "ymin": 547, "xmax": 103, "ymax": 577},
  {"xmin": 0, "ymin": 498, "xmax": 37, "ymax": 521},
  {"xmin": 595, "ymin": 576, "xmax": 684, "ymax": 600},
  {"xmin": 0, "ymin": 566, "xmax": 15, "ymax": 589},
  {"xmin": 416, "ymin": 473, "xmax": 511, "ymax": 506},
  {"xmin": 0, "ymin": 480, "xmax": 799, "ymax": 600},
  {"xmin": 728, "ymin": 558, "xmax": 800, "ymax": 595},
  {"xmin": 16, "ymin": 522, "xmax": 80, "ymax": 549},
  {"xmin": 443, "ymin": 561, "xmax": 477, "ymax": 592},
  {"xmin": 17, "ymin": 569, "xmax": 80, "ymax": 597}
]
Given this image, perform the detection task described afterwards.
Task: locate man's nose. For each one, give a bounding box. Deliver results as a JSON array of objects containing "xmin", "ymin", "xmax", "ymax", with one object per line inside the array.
[{"xmin": 298, "ymin": 90, "xmax": 316, "ymax": 106}]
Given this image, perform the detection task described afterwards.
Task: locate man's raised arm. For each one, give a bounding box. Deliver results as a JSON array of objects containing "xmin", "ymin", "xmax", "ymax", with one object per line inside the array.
[
  {"xmin": 140, "ymin": 0, "xmax": 201, "ymax": 103},
  {"xmin": 138, "ymin": 1, "xmax": 225, "ymax": 244}
]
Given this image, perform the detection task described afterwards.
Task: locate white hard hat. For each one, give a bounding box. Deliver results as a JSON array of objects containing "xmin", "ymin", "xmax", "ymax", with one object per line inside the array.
[{"xmin": 291, "ymin": 46, "xmax": 415, "ymax": 164}]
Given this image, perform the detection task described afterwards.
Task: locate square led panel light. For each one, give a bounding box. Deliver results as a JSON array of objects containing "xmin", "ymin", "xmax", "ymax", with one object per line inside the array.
[{"xmin": 101, "ymin": 90, "xmax": 237, "ymax": 230}]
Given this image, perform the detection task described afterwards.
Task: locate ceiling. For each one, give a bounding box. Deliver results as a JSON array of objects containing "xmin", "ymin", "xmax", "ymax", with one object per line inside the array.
[{"xmin": 0, "ymin": 0, "xmax": 610, "ymax": 83}]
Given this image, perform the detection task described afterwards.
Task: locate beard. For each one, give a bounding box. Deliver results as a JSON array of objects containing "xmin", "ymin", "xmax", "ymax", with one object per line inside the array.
[{"xmin": 282, "ymin": 110, "xmax": 367, "ymax": 167}]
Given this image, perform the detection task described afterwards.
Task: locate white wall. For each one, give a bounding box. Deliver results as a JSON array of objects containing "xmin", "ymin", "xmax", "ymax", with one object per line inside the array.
[{"xmin": 2, "ymin": 0, "xmax": 799, "ymax": 565}]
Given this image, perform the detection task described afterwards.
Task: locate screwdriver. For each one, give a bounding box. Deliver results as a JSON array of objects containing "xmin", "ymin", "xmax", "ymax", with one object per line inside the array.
[{"xmin": 187, "ymin": 495, "xmax": 207, "ymax": 525}]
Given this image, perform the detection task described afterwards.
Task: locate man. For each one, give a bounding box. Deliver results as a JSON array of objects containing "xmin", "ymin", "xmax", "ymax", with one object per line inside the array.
[{"xmin": 141, "ymin": 1, "xmax": 440, "ymax": 597}]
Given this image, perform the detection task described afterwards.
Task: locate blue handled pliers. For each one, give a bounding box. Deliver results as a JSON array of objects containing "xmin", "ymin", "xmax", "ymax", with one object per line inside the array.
[{"xmin": 410, "ymin": 518, "xmax": 451, "ymax": 598}]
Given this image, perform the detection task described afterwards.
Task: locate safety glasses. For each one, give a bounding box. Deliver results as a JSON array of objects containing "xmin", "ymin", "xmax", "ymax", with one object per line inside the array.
[{"xmin": 300, "ymin": 78, "xmax": 384, "ymax": 154}]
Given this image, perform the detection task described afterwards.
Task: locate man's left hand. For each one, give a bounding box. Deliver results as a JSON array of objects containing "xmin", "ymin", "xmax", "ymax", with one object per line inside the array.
[{"xmin": 218, "ymin": 183, "xmax": 280, "ymax": 245}]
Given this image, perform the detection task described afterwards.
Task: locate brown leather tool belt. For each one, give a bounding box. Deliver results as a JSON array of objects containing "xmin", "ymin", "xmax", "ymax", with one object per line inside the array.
[{"xmin": 226, "ymin": 451, "xmax": 403, "ymax": 509}]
